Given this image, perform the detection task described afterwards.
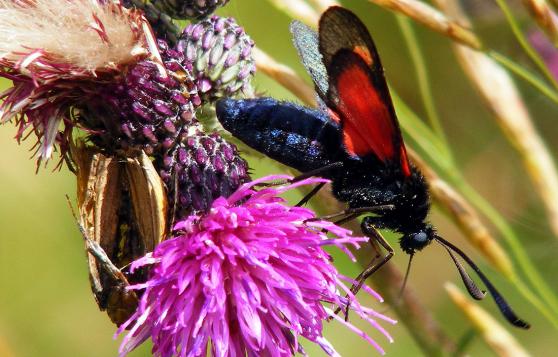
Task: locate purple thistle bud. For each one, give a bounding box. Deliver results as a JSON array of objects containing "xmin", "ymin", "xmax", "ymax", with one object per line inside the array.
[
  {"xmin": 158, "ymin": 123, "xmax": 249, "ymax": 221},
  {"xmin": 177, "ymin": 16, "xmax": 256, "ymax": 102},
  {"xmin": 152, "ymin": 0, "xmax": 230, "ymax": 20},
  {"xmin": 117, "ymin": 175, "xmax": 396, "ymax": 357},
  {"xmin": 82, "ymin": 39, "xmax": 201, "ymax": 155}
]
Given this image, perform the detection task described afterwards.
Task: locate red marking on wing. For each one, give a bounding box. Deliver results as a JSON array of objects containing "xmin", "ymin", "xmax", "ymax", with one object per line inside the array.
[
  {"xmin": 326, "ymin": 108, "xmax": 341, "ymax": 124},
  {"xmin": 353, "ymin": 46, "xmax": 373, "ymax": 66},
  {"xmin": 335, "ymin": 60, "xmax": 398, "ymax": 161},
  {"xmin": 399, "ymin": 145, "xmax": 411, "ymax": 177}
]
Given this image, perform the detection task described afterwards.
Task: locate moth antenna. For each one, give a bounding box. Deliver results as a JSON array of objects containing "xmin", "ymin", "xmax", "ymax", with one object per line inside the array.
[
  {"xmin": 435, "ymin": 236, "xmax": 530, "ymax": 329},
  {"xmin": 442, "ymin": 244, "xmax": 486, "ymax": 300},
  {"xmin": 396, "ymin": 253, "xmax": 414, "ymax": 304}
]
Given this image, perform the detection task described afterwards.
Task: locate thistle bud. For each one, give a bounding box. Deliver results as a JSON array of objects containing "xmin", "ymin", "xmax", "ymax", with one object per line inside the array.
[
  {"xmin": 158, "ymin": 123, "xmax": 249, "ymax": 221},
  {"xmin": 153, "ymin": 0, "xmax": 230, "ymax": 20},
  {"xmin": 177, "ymin": 16, "xmax": 256, "ymax": 102}
]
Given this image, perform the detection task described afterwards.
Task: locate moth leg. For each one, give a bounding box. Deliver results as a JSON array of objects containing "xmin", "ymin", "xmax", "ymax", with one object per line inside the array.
[
  {"xmin": 296, "ymin": 182, "xmax": 325, "ymax": 206},
  {"xmin": 290, "ymin": 161, "xmax": 343, "ymax": 182},
  {"xmin": 333, "ymin": 217, "xmax": 394, "ymax": 319},
  {"xmin": 67, "ymin": 197, "xmax": 132, "ymax": 300},
  {"xmin": 306, "ymin": 205, "xmax": 394, "ymax": 223},
  {"xmin": 255, "ymin": 162, "xmax": 343, "ymax": 188},
  {"xmin": 66, "ymin": 197, "xmax": 125, "ymax": 279},
  {"xmin": 351, "ymin": 220, "xmax": 394, "ymax": 295}
]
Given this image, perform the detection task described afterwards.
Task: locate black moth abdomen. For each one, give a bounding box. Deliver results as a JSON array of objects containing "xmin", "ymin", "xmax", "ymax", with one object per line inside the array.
[{"xmin": 217, "ymin": 98, "xmax": 346, "ymax": 173}]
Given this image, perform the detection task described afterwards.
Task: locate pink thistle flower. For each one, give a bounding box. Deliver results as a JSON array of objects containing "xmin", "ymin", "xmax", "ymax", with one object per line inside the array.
[
  {"xmin": 529, "ymin": 29, "xmax": 558, "ymax": 80},
  {"xmin": 117, "ymin": 175, "xmax": 396, "ymax": 356},
  {"xmin": 0, "ymin": 0, "xmax": 164, "ymax": 162}
]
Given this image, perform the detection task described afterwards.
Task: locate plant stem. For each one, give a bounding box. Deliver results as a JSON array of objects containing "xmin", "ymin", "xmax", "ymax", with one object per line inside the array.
[
  {"xmin": 396, "ymin": 15, "xmax": 449, "ymax": 150},
  {"xmin": 489, "ymin": 51, "xmax": 558, "ymax": 105},
  {"xmin": 493, "ymin": 0, "xmax": 558, "ymax": 89}
]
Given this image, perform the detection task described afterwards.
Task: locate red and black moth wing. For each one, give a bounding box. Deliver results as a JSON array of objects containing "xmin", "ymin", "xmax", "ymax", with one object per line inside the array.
[{"xmin": 318, "ymin": 6, "xmax": 411, "ymax": 177}]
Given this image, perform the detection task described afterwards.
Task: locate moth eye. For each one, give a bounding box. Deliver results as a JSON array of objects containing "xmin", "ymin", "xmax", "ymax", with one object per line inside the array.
[{"xmin": 413, "ymin": 232, "xmax": 428, "ymax": 243}]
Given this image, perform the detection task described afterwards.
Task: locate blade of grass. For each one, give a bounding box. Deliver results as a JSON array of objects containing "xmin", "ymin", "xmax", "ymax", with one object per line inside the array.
[
  {"xmin": 390, "ymin": 91, "xmax": 452, "ymax": 168},
  {"xmin": 493, "ymin": 0, "xmax": 558, "ymax": 89},
  {"xmin": 266, "ymin": 0, "xmax": 320, "ymax": 25},
  {"xmin": 489, "ymin": 51, "xmax": 558, "ymax": 105},
  {"xmin": 396, "ymin": 14, "xmax": 451, "ymax": 156},
  {"xmin": 367, "ymin": 0, "xmax": 482, "ymax": 49}
]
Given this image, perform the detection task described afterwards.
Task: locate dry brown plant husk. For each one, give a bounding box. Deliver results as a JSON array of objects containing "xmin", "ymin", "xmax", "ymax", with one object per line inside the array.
[{"xmin": 73, "ymin": 144, "xmax": 167, "ymax": 326}]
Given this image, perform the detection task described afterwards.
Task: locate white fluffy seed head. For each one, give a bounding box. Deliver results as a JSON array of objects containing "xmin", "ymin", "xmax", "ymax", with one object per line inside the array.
[{"xmin": 0, "ymin": 0, "xmax": 148, "ymax": 71}]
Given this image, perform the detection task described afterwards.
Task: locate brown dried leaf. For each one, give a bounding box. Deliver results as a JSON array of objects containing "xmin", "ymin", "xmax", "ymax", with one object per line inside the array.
[
  {"xmin": 72, "ymin": 144, "xmax": 168, "ymax": 326},
  {"xmin": 125, "ymin": 151, "xmax": 168, "ymax": 252},
  {"xmin": 73, "ymin": 144, "xmax": 137, "ymax": 326}
]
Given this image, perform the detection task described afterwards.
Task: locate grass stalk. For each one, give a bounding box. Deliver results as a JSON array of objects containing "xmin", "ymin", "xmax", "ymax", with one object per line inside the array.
[
  {"xmin": 395, "ymin": 15, "xmax": 450, "ymax": 154},
  {"xmin": 493, "ymin": 0, "xmax": 558, "ymax": 89}
]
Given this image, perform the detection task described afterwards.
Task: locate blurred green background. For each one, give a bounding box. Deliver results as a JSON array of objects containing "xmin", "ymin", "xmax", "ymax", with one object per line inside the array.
[{"xmin": 1, "ymin": 0, "xmax": 557, "ymax": 356}]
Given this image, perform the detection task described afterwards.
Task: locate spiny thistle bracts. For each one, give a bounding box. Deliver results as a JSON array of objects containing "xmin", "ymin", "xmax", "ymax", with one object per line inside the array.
[
  {"xmin": 82, "ymin": 40, "xmax": 202, "ymax": 156},
  {"xmin": 177, "ymin": 15, "xmax": 255, "ymax": 102}
]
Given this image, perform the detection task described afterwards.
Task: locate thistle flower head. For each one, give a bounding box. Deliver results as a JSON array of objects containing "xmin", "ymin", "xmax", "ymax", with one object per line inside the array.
[
  {"xmin": 0, "ymin": 0, "xmax": 163, "ymax": 161},
  {"xmin": 153, "ymin": 0, "xmax": 230, "ymax": 20},
  {"xmin": 118, "ymin": 175, "xmax": 396, "ymax": 357},
  {"xmin": 177, "ymin": 15, "xmax": 256, "ymax": 102}
]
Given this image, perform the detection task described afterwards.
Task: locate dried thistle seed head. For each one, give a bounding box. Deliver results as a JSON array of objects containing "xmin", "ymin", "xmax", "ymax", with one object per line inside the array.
[
  {"xmin": 177, "ymin": 16, "xmax": 256, "ymax": 102},
  {"xmin": 82, "ymin": 40, "xmax": 201, "ymax": 156},
  {"xmin": 158, "ymin": 124, "xmax": 249, "ymax": 221},
  {"xmin": 0, "ymin": 0, "xmax": 163, "ymax": 162},
  {"xmin": 153, "ymin": 0, "xmax": 230, "ymax": 20}
]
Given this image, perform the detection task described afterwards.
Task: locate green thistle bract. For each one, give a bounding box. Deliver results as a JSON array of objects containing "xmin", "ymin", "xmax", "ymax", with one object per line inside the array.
[{"xmin": 177, "ymin": 15, "xmax": 256, "ymax": 102}]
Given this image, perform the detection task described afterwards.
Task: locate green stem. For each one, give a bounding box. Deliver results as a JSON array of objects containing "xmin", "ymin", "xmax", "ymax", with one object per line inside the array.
[
  {"xmin": 396, "ymin": 16, "xmax": 449, "ymax": 150},
  {"xmin": 489, "ymin": 51, "xmax": 558, "ymax": 105},
  {"xmin": 493, "ymin": 0, "xmax": 558, "ymax": 89}
]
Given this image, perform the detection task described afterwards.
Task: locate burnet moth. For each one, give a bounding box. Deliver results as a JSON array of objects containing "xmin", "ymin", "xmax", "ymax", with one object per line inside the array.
[{"xmin": 216, "ymin": 6, "xmax": 530, "ymax": 329}]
